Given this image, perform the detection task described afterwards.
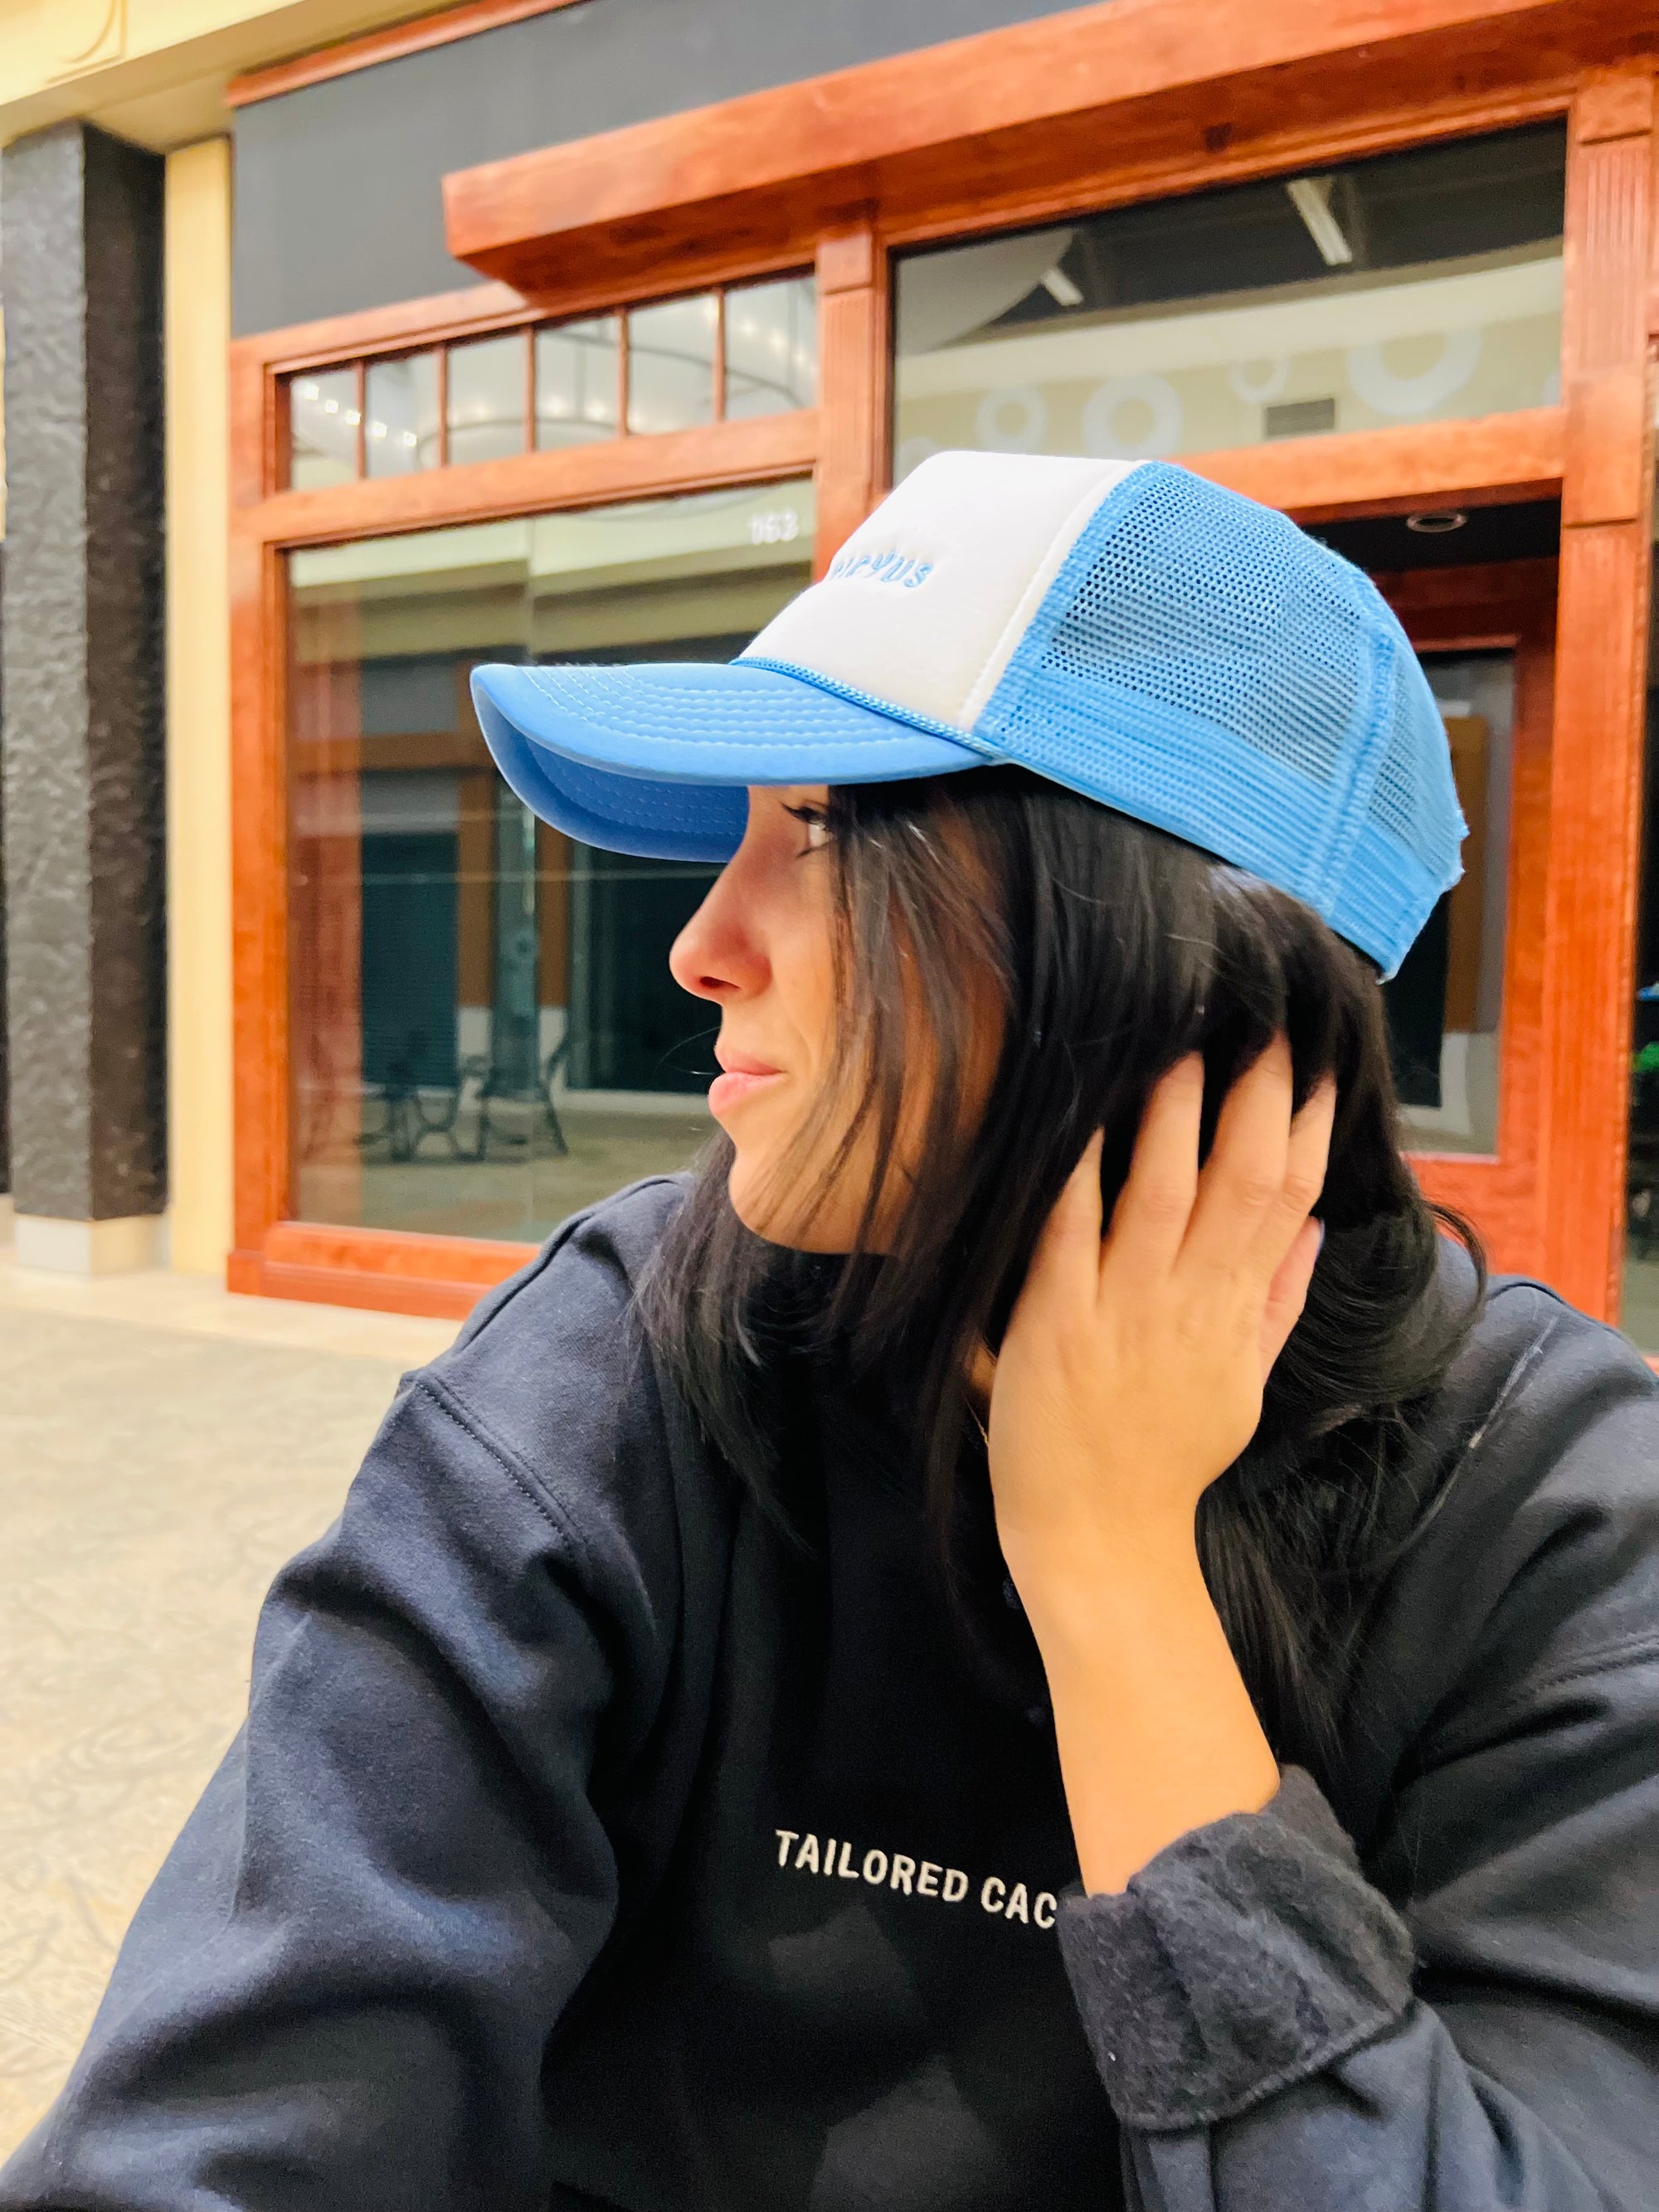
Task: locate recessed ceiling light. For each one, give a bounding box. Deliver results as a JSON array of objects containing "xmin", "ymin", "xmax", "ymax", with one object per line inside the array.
[{"xmin": 1406, "ymin": 510, "xmax": 1468, "ymax": 535}]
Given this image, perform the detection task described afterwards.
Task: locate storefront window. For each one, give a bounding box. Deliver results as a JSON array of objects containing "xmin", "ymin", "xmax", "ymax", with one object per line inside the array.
[
  {"xmin": 627, "ymin": 295, "xmax": 719, "ymax": 434},
  {"xmin": 893, "ymin": 123, "xmax": 1565, "ymax": 475},
  {"xmin": 287, "ymin": 283, "xmax": 815, "ymax": 487},
  {"xmin": 1384, "ymin": 649, "xmax": 1511, "ymax": 1157},
  {"xmin": 447, "ymin": 333, "xmax": 528, "ymax": 465},
  {"xmin": 535, "ymin": 317, "xmax": 621, "ymax": 446},
  {"xmin": 724, "ymin": 276, "xmax": 818, "ymax": 418},
  {"xmin": 286, "ymin": 479, "xmax": 815, "ymax": 1242},
  {"xmin": 1303, "ymin": 504, "xmax": 1553, "ymax": 1158},
  {"xmin": 289, "ymin": 367, "xmax": 359, "ymax": 488},
  {"xmin": 365, "ymin": 352, "xmax": 440, "ymax": 477}
]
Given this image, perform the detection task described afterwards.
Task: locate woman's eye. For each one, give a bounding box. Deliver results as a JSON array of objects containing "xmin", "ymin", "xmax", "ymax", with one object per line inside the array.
[{"xmin": 784, "ymin": 805, "xmax": 833, "ymax": 851}]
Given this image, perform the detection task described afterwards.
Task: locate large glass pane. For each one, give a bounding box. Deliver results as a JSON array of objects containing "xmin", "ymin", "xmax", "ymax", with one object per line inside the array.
[
  {"xmin": 288, "ymin": 367, "xmax": 359, "ymax": 488},
  {"xmin": 893, "ymin": 124, "xmax": 1565, "ymax": 476},
  {"xmin": 1306, "ymin": 503, "xmax": 1555, "ymax": 1159},
  {"xmin": 1382, "ymin": 649, "xmax": 1512, "ymax": 1157},
  {"xmin": 535, "ymin": 316, "xmax": 620, "ymax": 446},
  {"xmin": 627, "ymin": 294, "xmax": 718, "ymax": 434},
  {"xmin": 364, "ymin": 352, "xmax": 440, "ymax": 477},
  {"xmin": 287, "ymin": 479, "xmax": 815, "ymax": 1242},
  {"xmin": 724, "ymin": 277, "xmax": 817, "ymax": 418},
  {"xmin": 447, "ymin": 333, "xmax": 528, "ymax": 466}
]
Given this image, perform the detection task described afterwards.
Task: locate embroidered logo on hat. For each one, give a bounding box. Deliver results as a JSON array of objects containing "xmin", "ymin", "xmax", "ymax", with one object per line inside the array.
[
  {"xmin": 470, "ymin": 450, "xmax": 1464, "ymax": 977},
  {"xmin": 824, "ymin": 547, "xmax": 934, "ymax": 588}
]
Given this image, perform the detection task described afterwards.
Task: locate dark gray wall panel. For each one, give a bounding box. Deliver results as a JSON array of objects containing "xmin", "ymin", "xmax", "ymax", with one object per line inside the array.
[
  {"xmin": 2, "ymin": 122, "xmax": 166, "ymax": 1222},
  {"xmin": 232, "ymin": 0, "xmax": 1089, "ymax": 333}
]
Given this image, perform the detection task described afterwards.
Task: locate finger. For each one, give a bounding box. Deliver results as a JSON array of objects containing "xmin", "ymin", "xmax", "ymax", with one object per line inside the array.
[
  {"xmin": 1260, "ymin": 1214, "xmax": 1323, "ymax": 1379},
  {"xmin": 1104, "ymin": 1055, "xmax": 1204, "ymax": 1277},
  {"xmin": 1021, "ymin": 1129, "xmax": 1106, "ymax": 1316},
  {"xmin": 1180, "ymin": 1037, "xmax": 1293, "ymax": 1275},
  {"xmin": 1247, "ymin": 1073, "xmax": 1335, "ymax": 1276},
  {"xmin": 1236, "ymin": 1072, "xmax": 1335, "ymax": 1296}
]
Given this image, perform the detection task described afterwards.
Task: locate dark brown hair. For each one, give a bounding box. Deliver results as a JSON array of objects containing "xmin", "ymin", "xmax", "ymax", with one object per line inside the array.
[{"xmin": 640, "ymin": 766, "xmax": 1482, "ymax": 1774}]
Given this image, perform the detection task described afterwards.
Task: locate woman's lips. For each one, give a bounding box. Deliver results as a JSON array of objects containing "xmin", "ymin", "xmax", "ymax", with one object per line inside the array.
[{"xmin": 709, "ymin": 1052, "xmax": 784, "ymax": 1119}]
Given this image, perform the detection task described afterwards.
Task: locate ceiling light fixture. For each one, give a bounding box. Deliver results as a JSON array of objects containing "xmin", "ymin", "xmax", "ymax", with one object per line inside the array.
[
  {"xmin": 1286, "ymin": 175, "xmax": 1354, "ymax": 267},
  {"xmin": 1405, "ymin": 509, "xmax": 1468, "ymax": 535}
]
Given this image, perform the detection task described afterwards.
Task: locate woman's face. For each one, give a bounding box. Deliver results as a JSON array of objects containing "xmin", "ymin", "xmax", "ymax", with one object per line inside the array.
[{"xmin": 669, "ymin": 785, "xmax": 870, "ymax": 1250}]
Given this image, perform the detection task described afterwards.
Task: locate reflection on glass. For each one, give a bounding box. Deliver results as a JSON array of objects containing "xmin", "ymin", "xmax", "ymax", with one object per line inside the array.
[
  {"xmin": 448, "ymin": 333, "xmax": 528, "ymax": 466},
  {"xmin": 535, "ymin": 316, "xmax": 620, "ymax": 446},
  {"xmin": 289, "ymin": 367, "xmax": 359, "ymax": 488},
  {"xmin": 286, "ymin": 479, "xmax": 815, "ymax": 1242},
  {"xmin": 365, "ymin": 352, "xmax": 440, "ymax": 477},
  {"xmin": 893, "ymin": 124, "xmax": 1565, "ymax": 474},
  {"xmin": 725, "ymin": 277, "xmax": 817, "ymax": 417},
  {"xmin": 1383, "ymin": 651, "xmax": 1512, "ymax": 1159},
  {"xmin": 627, "ymin": 294, "xmax": 718, "ymax": 434}
]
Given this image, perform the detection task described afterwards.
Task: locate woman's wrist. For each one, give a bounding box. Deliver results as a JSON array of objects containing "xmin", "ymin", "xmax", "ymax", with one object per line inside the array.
[
  {"xmin": 1014, "ymin": 1526, "xmax": 1281, "ymax": 1894},
  {"xmin": 1005, "ymin": 1501, "xmax": 1206, "ymax": 1674}
]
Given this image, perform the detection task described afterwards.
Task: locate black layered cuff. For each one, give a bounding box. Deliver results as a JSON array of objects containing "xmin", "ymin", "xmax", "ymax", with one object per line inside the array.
[{"xmin": 1056, "ymin": 1768, "xmax": 1415, "ymax": 2131}]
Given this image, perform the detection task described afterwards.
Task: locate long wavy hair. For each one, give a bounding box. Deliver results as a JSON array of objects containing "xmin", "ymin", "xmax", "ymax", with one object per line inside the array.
[{"xmin": 639, "ymin": 766, "xmax": 1483, "ymax": 1776}]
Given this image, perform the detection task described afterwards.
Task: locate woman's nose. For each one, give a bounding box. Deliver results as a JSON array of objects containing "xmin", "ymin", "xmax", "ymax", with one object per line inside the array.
[{"xmin": 669, "ymin": 870, "xmax": 767, "ymax": 1004}]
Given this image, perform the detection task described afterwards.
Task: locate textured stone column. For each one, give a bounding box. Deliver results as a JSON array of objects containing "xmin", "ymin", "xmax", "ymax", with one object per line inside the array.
[{"xmin": 2, "ymin": 122, "xmax": 167, "ymax": 1271}]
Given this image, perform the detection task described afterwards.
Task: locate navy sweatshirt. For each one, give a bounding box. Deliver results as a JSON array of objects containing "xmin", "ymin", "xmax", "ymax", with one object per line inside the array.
[{"xmin": 4, "ymin": 1177, "xmax": 1658, "ymax": 2211}]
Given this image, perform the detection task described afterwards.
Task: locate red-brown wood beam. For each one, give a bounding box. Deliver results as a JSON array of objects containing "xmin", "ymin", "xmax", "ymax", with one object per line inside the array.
[
  {"xmin": 442, "ymin": 0, "xmax": 1659, "ymax": 299},
  {"xmin": 1187, "ymin": 411, "xmax": 1564, "ymax": 523},
  {"xmin": 814, "ymin": 226, "xmax": 888, "ymax": 572},
  {"xmin": 1541, "ymin": 66, "xmax": 1657, "ymax": 1319}
]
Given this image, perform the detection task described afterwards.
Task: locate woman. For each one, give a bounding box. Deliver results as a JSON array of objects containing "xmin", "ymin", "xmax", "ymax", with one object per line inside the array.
[{"xmin": 5, "ymin": 452, "xmax": 1657, "ymax": 2210}]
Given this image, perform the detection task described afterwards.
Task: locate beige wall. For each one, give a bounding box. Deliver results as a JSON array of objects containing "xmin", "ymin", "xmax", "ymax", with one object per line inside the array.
[{"xmin": 164, "ymin": 136, "xmax": 235, "ymax": 1272}]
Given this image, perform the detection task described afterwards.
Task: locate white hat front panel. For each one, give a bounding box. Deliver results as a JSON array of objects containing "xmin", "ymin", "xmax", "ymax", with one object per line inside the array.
[{"xmin": 741, "ymin": 450, "xmax": 1144, "ymax": 733}]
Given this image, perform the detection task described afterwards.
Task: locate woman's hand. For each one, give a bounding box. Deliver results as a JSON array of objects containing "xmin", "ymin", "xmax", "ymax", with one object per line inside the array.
[{"xmin": 986, "ymin": 1038, "xmax": 1335, "ymax": 1890}]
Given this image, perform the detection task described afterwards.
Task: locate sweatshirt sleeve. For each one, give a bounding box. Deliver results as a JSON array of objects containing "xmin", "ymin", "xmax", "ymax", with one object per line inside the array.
[
  {"xmin": 1056, "ymin": 1293, "xmax": 1659, "ymax": 2212},
  {"xmin": 0, "ymin": 1191, "xmax": 706, "ymax": 2212}
]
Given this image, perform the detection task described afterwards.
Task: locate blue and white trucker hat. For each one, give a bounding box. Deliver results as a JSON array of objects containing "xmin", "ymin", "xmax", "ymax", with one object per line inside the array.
[{"xmin": 471, "ymin": 450, "xmax": 1462, "ymax": 978}]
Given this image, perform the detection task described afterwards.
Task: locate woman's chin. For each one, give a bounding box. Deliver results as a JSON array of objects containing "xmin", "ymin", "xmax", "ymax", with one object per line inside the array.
[
  {"xmin": 725, "ymin": 1154, "xmax": 796, "ymax": 1244},
  {"xmin": 725, "ymin": 1153, "xmax": 855, "ymax": 1254}
]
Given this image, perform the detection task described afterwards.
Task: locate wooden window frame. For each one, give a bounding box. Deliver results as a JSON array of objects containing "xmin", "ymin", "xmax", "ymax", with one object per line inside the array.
[
  {"xmin": 1374, "ymin": 561, "xmax": 1559, "ymax": 1267},
  {"xmin": 230, "ymin": 12, "xmax": 1658, "ymax": 1322},
  {"xmin": 231, "ymin": 312, "xmax": 820, "ymax": 1316}
]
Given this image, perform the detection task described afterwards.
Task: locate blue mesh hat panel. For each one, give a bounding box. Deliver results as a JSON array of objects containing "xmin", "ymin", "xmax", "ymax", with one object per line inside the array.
[
  {"xmin": 1032, "ymin": 467, "xmax": 1372, "ymax": 794},
  {"xmin": 977, "ymin": 464, "xmax": 1462, "ymax": 975},
  {"xmin": 1368, "ymin": 639, "xmax": 1467, "ymax": 889}
]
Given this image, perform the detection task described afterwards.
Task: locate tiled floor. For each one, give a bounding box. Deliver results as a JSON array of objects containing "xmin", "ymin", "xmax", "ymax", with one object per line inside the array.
[{"xmin": 0, "ymin": 1231, "xmax": 457, "ymax": 2159}]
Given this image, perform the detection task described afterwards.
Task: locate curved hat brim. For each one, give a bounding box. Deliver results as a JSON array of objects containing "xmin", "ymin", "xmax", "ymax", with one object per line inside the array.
[{"xmin": 469, "ymin": 660, "xmax": 981, "ymax": 860}]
